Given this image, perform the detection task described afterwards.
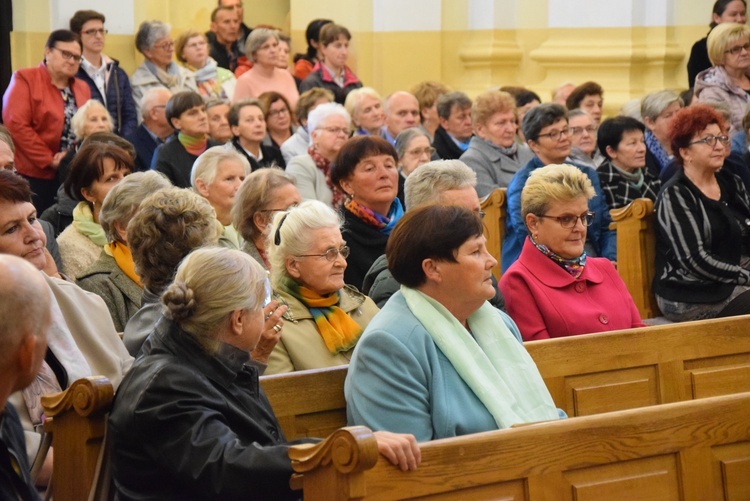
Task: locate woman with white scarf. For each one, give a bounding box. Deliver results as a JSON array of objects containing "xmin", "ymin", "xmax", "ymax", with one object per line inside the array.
[
  {"xmin": 175, "ymin": 30, "xmax": 236, "ymax": 101},
  {"xmin": 345, "ymin": 204, "xmax": 564, "ymax": 441}
]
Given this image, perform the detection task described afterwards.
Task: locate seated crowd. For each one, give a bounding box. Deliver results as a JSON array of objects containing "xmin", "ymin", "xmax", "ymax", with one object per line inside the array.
[{"xmin": 3, "ymin": 1, "xmax": 750, "ymax": 499}]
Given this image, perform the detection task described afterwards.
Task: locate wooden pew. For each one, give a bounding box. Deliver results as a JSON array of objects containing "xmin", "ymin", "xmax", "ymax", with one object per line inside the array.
[
  {"xmin": 261, "ymin": 314, "xmax": 750, "ymax": 441},
  {"xmin": 480, "ymin": 187, "xmax": 506, "ymax": 280},
  {"xmin": 40, "ymin": 376, "xmax": 113, "ymax": 501},
  {"xmin": 289, "ymin": 392, "xmax": 750, "ymax": 500},
  {"xmin": 610, "ymin": 197, "xmax": 659, "ymax": 319}
]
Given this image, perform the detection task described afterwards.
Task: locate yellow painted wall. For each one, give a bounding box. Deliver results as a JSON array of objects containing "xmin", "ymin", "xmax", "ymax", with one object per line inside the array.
[{"xmin": 6, "ymin": 0, "xmax": 719, "ymax": 112}]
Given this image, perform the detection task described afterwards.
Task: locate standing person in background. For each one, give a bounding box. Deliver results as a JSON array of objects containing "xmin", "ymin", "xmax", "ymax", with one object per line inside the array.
[
  {"xmin": 293, "ymin": 19, "xmax": 332, "ymax": 82},
  {"xmin": 70, "ymin": 10, "xmax": 137, "ymax": 139},
  {"xmin": 130, "ymin": 21, "xmax": 197, "ymax": 119},
  {"xmin": 207, "ymin": 6, "xmax": 242, "ymax": 73},
  {"xmin": 687, "ymin": 0, "xmax": 747, "ymax": 88},
  {"xmin": 432, "ymin": 92, "xmax": 473, "ymax": 160},
  {"xmin": 410, "ymin": 81, "xmax": 451, "ymax": 142},
  {"xmin": 2, "ymin": 29, "xmax": 91, "ymax": 214},
  {"xmin": 234, "ymin": 28, "xmax": 299, "ymax": 110},
  {"xmin": 299, "ymin": 23, "xmax": 363, "ymax": 105},
  {"xmin": 125, "ymin": 87, "xmax": 173, "ymax": 172},
  {"xmin": 176, "ymin": 30, "xmax": 236, "ymax": 101},
  {"xmin": 216, "ymin": 0, "xmax": 252, "ymax": 54}
]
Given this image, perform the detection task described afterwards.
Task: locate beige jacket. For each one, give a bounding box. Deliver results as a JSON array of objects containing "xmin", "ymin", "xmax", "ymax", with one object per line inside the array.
[
  {"xmin": 265, "ymin": 286, "xmax": 379, "ymax": 375},
  {"xmin": 56, "ymin": 224, "xmax": 103, "ymax": 279},
  {"xmin": 10, "ymin": 274, "xmax": 133, "ymax": 461}
]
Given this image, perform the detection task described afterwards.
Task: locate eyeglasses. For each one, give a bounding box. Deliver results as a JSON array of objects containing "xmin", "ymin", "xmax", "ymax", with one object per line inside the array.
[
  {"xmin": 51, "ymin": 46, "xmax": 82, "ymax": 63},
  {"xmin": 478, "ymin": 210, "xmax": 486, "ymax": 219},
  {"xmin": 688, "ymin": 134, "xmax": 730, "ymax": 148},
  {"xmin": 536, "ymin": 127, "xmax": 572, "ymax": 141},
  {"xmin": 297, "ymin": 246, "xmax": 350, "ymax": 262},
  {"xmin": 153, "ymin": 40, "xmax": 175, "ymax": 51},
  {"xmin": 259, "ymin": 203, "xmax": 298, "ymax": 214},
  {"xmin": 319, "ymin": 126, "xmax": 349, "ymax": 136},
  {"xmin": 537, "ymin": 211, "xmax": 595, "ymax": 229},
  {"xmin": 82, "ymin": 28, "xmax": 108, "ymax": 36},
  {"xmin": 570, "ymin": 125, "xmax": 597, "ymax": 136},
  {"xmin": 406, "ymin": 147, "xmax": 435, "ymax": 157},
  {"xmin": 268, "ymin": 108, "xmax": 290, "ymax": 117},
  {"xmin": 185, "ymin": 40, "xmax": 208, "ymax": 50},
  {"xmin": 725, "ymin": 42, "xmax": 750, "ymax": 56}
]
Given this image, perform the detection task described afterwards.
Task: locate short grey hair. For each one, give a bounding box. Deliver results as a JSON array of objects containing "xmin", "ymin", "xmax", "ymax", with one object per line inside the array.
[
  {"xmin": 267, "ymin": 200, "xmax": 342, "ymax": 289},
  {"xmin": 71, "ymin": 100, "xmax": 114, "ymax": 139},
  {"xmin": 394, "ymin": 127, "xmax": 429, "ymax": 159},
  {"xmin": 141, "ymin": 87, "xmax": 172, "ymax": 120},
  {"xmin": 99, "ymin": 171, "xmax": 172, "ymax": 243},
  {"xmin": 244, "ymin": 28, "xmax": 279, "ymax": 63},
  {"xmin": 135, "ymin": 20, "xmax": 171, "ymax": 54},
  {"xmin": 404, "ymin": 159, "xmax": 477, "ymax": 211},
  {"xmin": 522, "ymin": 103, "xmax": 567, "ymax": 143},
  {"xmin": 640, "ymin": 90, "xmax": 682, "ymax": 122},
  {"xmin": 436, "ymin": 91, "xmax": 472, "ymax": 120},
  {"xmin": 619, "ymin": 98, "xmax": 643, "ymax": 121},
  {"xmin": 191, "ymin": 146, "xmax": 251, "ymax": 190},
  {"xmin": 567, "ymin": 108, "xmax": 593, "ymax": 122},
  {"xmin": 307, "ymin": 102, "xmax": 351, "ymax": 146}
]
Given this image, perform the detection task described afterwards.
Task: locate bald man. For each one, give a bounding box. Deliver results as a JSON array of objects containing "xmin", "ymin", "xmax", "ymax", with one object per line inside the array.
[
  {"xmin": 383, "ymin": 91, "xmax": 420, "ymax": 145},
  {"xmin": 0, "ymin": 255, "xmax": 51, "ymax": 501}
]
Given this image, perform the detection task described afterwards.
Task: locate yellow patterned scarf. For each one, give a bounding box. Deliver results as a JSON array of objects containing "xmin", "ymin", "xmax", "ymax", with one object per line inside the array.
[
  {"xmin": 105, "ymin": 242, "xmax": 143, "ymax": 288},
  {"xmin": 279, "ymin": 276, "xmax": 362, "ymax": 354}
]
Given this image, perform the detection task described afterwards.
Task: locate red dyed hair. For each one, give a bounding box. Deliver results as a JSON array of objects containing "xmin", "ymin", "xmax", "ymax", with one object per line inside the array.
[{"xmin": 668, "ymin": 105, "xmax": 725, "ymax": 166}]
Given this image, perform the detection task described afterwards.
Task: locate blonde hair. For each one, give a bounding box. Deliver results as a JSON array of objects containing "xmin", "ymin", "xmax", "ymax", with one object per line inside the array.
[
  {"xmin": 71, "ymin": 100, "xmax": 114, "ymax": 139},
  {"xmin": 175, "ymin": 29, "xmax": 206, "ymax": 64},
  {"xmin": 472, "ymin": 89, "xmax": 517, "ymax": 125},
  {"xmin": 707, "ymin": 22, "xmax": 750, "ymax": 66},
  {"xmin": 266, "ymin": 200, "xmax": 342, "ymax": 289},
  {"xmin": 521, "ymin": 164, "xmax": 595, "ymax": 220},
  {"xmin": 231, "ymin": 167, "xmax": 296, "ymax": 242},
  {"xmin": 344, "ymin": 87, "xmax": 383, "ymax": 129},
  {"xmin": 162, "ymin": 247, "xmax": 266, "ymax": 354}
]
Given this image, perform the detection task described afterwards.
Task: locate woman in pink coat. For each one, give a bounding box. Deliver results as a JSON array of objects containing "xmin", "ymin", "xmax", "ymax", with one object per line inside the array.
[{"xmin": 499, "ymin": 163, "xmax": 644, "ymax": 341}]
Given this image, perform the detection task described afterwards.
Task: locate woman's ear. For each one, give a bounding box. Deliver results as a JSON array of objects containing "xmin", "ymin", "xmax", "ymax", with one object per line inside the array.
[
  {"xmin": 338, "ymin": 177, "xmax": 352, "ymax": 198},
  {"xmin": 229, "ymin": 309, "xmax": 243, "ymax": 336},
  {"xmin": 286, "ymin": 256, "xmax": 302, "ymax": 280},
  {"xmin": 253, "ymin": 212, "xmax": 268, "ymax": 234},
  {"xmin": 194, "ymin": 178, "xmax": 210, "ymax": 199},
  {"xmin": 525, "ymin": 212, "xmax": 540, "ymax": 236},
  {"xmin": 605, "ymin": 144, "xmax": 618, "ymax": 161},
  {"xmin": 422, "ymin": 258, "xmax": 442, "ymax": 284},
  {"xmin": 80, "ymin": 187, "xmax": 97, "ymax": 205}
]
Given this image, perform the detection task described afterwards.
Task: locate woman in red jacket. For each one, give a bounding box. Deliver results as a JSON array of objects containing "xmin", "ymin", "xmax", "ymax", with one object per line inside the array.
[
  {"xmin": 2, "ymin": 30, "xmax": 91, "ymax": 213},
  {"xmin": 499, "ymin": 163, "xmax": 644, "ymax": 340}
]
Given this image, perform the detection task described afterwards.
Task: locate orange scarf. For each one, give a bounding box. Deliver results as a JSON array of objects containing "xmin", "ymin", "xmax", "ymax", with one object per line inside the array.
[{"xmin": 107, "ymin": 242, "xmax": 143, "ymax": 288}]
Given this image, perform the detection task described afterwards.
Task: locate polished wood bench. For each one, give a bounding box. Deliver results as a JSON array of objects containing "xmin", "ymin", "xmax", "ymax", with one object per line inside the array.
[
  {"xmin": 610, "ymin": 197, "xmax": 659, "ymax": 319},
  {"xmin": 480, "ymin": 187, "xmax": 506, "ymax": 280},
  {"xmin": 289, "ymin": 392, "xmax": 750, "ymax": 500},
  {"xmin": 262, "ymin": 314, "xmax": 750, "ymax": 440}
]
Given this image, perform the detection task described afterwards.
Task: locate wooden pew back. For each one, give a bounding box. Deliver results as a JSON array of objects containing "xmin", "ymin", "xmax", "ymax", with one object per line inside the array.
[
  {"xmin": 289, "ymin": 392, "xmax": 750, "ymax": 500},
  {"xmin": 40, "ymin": 376, "xmax": 113, "ymax": 501},
  {"xmin": 262, "ymin": 315, "xmax": 750, "ymax": 441},
  {"xmin": 480, "ymin": 187, "xmax": 506, "ymax": 280},
  {"xmin": 610, "ymin": 198, "xmax": 659, "ymax": 318}
]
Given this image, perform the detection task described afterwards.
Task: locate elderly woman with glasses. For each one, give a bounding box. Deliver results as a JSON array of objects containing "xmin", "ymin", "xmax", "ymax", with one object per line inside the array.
[
  {"xmin": 695, "ymin": 22, "xmax": 750, "ymax": 134},
  {"xmin": 654, "ymin": 105, "xmax": 750, "ymax": 321},
  {"xmin": 499, "ymin": 164, "xmax": 643, "ymax": 340},
  {"xmin": 265, "ymin": 200, "xmax": 379, "ymax": 375},
  {"xmin": 2, "ymin": 29, "xmax": 91, "ymax": 213},
  {"xmin": 130, "ymin": 20, "xmax": 197, "ymax": 119},
  {"xmin": 175, "ymin": 29, "xmax": 236, "ymax": 101},
  {"xmin": 503, "ymin": 103, "xmax": 616, "ymax": 272},
  {"xmin": 393, "ymin": 128, "xmax": 432, "ymax": 203}
]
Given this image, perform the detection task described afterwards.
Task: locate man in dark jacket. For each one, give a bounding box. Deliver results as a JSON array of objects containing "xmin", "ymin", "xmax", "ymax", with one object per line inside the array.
[
  {"xmin": 0, "ymin": 255, "xmax": 51, "ymax": 501},
  {"xmin": 70, "ymin": 10, "xmax": 138, "ymax": 138},
  {"xmin": 432, "ymin": 91, "xmax": 473, "ymax": 160},
  {"xmin": 208, "ymin": 6, "xmax": 243, "ymax": 72},
  {"xmin": 125, "ymin": 88, "xmax": 173, "ymax": 172}
]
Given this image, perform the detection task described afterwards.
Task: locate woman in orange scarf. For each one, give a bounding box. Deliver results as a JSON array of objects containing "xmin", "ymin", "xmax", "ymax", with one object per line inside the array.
[
  {"xmin": 77, "ymin": 170, "xmax": 172, "ymax": 331},
  {"xmin": 265, "ymin": 199, "xmax": 379, "ymax": 374}
]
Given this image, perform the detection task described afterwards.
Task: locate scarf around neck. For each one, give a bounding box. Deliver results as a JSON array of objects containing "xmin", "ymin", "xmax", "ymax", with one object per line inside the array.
[
  {"xmin": 644, "ymin": 130, "xmax": 671, "ymax": 172},
  {"xmin": 189, "ymin": 58, "xmax": 226, "ymax": 99},
  {"xmin": 531, "ymin": 235, "xmax": 587, "ymax": 278},
  {"xmin": 278, "ymin": 276, "xmax": 362, "ymax": 354},
  {"xmin": 179, "ymin": 132, "xmax": 208, "ymax": 156},
  {"xmin": 308, "ymin": 145, "xmax": 346, "ymax": 208},
  {"xmin": 612, "ymin": 162, "xmax": 645, "ymax": 191},
  {"xmin": 105, "ymin": 241, "xmax": 143, "ymax": 287},
  {"xmin": 72, "ymin": 202, "xmax": 108, "ymax": 247},
  {"xmin": 484, "ymin": 136, "xmax": 518, "ymax": 157},
  {"xmin": 345, "ymin": 197, "xmax": 404, "ymax": 235},
  {"xmin": 146, "ymin": 60, "xmax": 180, "ymax": 89},
  {"xmin": 400, "ymin": 286, "xmax": 560, "ymax": 428}
]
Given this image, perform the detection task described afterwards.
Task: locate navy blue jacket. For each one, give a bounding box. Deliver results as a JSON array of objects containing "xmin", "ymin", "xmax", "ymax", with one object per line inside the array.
[
  {"xmin": 76, "ymin": 59, "xmax": 138, "ymax": 138},
  {"xmin": 125, "ymin": 124, "xmax": 161, "ymax": 173}
]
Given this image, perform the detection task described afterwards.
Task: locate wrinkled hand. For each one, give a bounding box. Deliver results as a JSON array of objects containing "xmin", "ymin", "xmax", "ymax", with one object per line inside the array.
[
  {"xmin": 251, "ymin": 300, "xmax": 288, "ymax": 363},
  {"xmin": 372, "ymin": 431, "xmax": 421, "ymax": 471}
]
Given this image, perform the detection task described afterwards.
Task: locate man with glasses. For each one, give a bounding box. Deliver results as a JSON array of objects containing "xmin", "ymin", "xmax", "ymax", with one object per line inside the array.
[
  {"xmin": 125, "ymin": 87, "xmax": 173, "ymax": 172},
  {"xmin": 502, "ymin": 103, "xmax": 616, "ymax": 272},
  {"xmin": 70, "ymin": 10, "xmax": 137, "ymax": 138}
]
